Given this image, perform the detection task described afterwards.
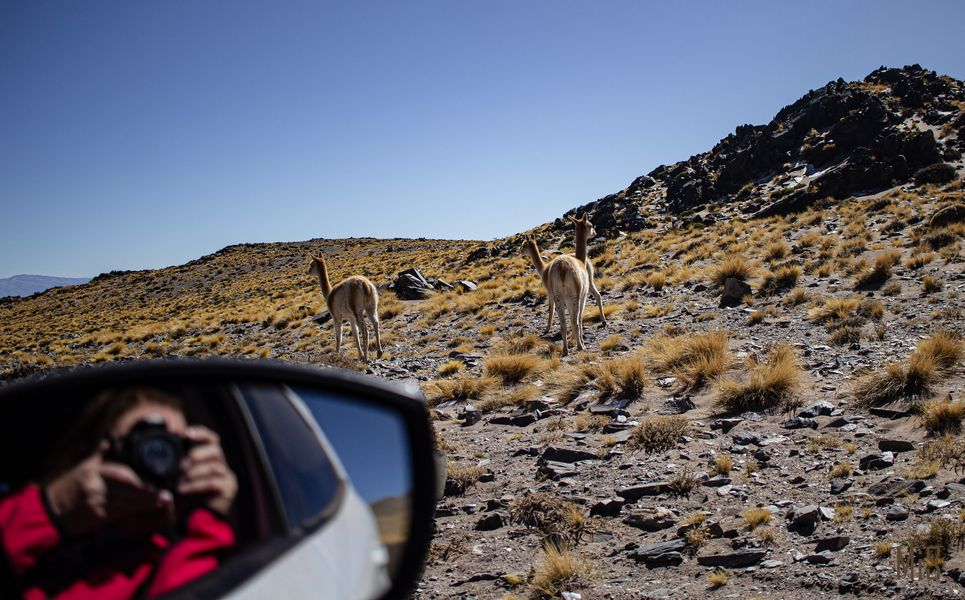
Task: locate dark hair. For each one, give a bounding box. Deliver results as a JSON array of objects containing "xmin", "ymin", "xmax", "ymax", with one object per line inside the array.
[{"xmin": 43, "ymin": 387, "xmax": 185, "ymax": 482}]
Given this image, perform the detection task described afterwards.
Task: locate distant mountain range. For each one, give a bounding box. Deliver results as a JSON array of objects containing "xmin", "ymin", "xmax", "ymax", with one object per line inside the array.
[{"xmin": 0, "ymin": 275, "xmax": 90, "ymax": 298}]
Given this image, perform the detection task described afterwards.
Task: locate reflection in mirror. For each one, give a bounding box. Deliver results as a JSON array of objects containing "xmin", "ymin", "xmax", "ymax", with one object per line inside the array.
[{"xmin": 0, "ymin": 378, "xmax": 414, "ymax": 600}]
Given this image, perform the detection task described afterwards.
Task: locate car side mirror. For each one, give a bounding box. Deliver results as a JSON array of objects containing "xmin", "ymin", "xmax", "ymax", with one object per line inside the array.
[{"xmin": 0, "ymin": 359, "xmax": 436, "ymax": 600}]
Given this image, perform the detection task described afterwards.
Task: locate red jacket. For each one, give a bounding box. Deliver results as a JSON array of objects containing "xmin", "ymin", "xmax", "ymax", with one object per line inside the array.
[{"xmin": 0, "ymin": 485, "xmax": 235, "ymax": 599}]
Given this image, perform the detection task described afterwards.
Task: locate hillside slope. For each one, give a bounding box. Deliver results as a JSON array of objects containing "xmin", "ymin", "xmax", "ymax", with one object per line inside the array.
[{"xmin": 2, "ymin": 65, "xmax": 965, "ymax": 598}]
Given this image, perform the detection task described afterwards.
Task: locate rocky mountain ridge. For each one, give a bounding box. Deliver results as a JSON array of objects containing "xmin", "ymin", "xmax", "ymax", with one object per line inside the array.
[{"xmin": 562, "ymin": 65, "xmax": 964, "ymax": 234}]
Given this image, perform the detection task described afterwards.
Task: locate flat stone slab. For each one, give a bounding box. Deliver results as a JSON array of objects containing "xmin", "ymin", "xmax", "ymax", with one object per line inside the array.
[
  {"xmin": 618, "ymin": 482, "xmax": 670, "ymax": 502},
  {"xmin": 697, "ymin": 550, "xmax": 767, "ymax": 568}
]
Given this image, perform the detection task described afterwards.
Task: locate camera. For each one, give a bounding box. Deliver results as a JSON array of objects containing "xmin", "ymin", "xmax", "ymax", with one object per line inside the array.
[{"xmin": 106, "ymin": 417, "xmax": 192, "ymax": 492}]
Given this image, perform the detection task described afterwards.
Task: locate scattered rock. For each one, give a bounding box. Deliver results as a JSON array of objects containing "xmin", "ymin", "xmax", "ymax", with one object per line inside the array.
[
  {"xmin": 781, "ymin": 417, "xmax": 818, "ymax": 430},
  {"xmin": 628, "ymin": 538, "xmax": 687, "ymax": 563},
  {"xmin": 624, "ymin": 507, "xmax": 677, "ymax": 531},
  {"xmin": 617, "ymin": 482, "xmax": 670, "ymax": 502},
  {"xmin": 814, "ymin": 535, "xmax": 850, "ymax": 552},
  {"xmin": 877, "ymin": 439, "xmax": 915, "ymax": 453},
  {"xmin": 590, "ymin": 498, "xmax": 625, "ymax": 517},
  {"xmin": 720, "ymin": 277, "xmax": 752, "ymax": 307},
  {"xmin": 475, "ymin": 513, "xmax": 506, "ymax": 531},
  {"xmin": 859, "ymin": 452, "xmax": 895, "ymax": 471},
  {"xmin": 697, "ymin": 550, "xmax": 767, "ymax": 568},
  {"xmin": 886, "ymin": 505, "xmax": 909, "ymax": 521},
  {"xmin": 391, "ymin": 268, "xmax": 436, "ymax": 299}
]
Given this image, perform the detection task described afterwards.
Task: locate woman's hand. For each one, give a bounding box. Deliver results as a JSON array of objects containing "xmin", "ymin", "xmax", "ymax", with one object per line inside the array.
[
  {"xmin": 44, "ymin": 441, "xmax": 172, "ymax": 537},
  {"xmin": 178, "ymin": 426, "xmax": 238, "ymax": 516}
]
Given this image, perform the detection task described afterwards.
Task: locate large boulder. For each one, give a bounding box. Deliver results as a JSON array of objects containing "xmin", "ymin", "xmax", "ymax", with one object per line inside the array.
[{"xmin": 391, "ymin": 268, "xmax": 436, "ymax": 300}]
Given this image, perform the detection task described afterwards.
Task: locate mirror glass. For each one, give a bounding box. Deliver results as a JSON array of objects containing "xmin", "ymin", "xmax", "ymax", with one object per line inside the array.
[{"xmin": 0, "ymin": 378, "xmax": 415, "ymax": 600}]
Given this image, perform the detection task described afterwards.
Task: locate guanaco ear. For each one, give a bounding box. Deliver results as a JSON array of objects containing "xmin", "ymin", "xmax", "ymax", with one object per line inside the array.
[{"xmin": 566, "ymin": 216, "xmax": 575, "ymax": 224}]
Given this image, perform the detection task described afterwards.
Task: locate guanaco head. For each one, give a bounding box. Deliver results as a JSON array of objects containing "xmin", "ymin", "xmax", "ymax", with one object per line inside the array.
[
  {"xmin": 519, "ymin": 235, "xmax": 539, "ymax": 258},
  {"xmin": 568, "ymin": 213, "xmax": 596, "ymax": 240},
  {"xmin": 307, "ymin": 253, "xmax": 326, "ymax": 276}
]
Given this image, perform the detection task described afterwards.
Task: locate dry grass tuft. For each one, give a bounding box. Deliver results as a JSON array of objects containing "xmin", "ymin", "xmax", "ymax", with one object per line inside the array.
[
  {"xmin": 829, "ymin": 462, "xmax": 853, "ymax": 478},
  {"xmin": 438, "ymin": 359, "xmax": 463, "ymax": 376},
  {"xmin": 854, "ymin": 250, "xmax": 902, "ymax": 289},
  {"xmin": 715, "ymin": 344, "xmax": 802, "ymax": 413},
  {"xmin": 922, "ymin": 275, "xmax": 943, "ymax": 294},
  {"xmin": 594, "ymin": 354, "xmax": 648, "ymax": 400},
  {"xmin": 706, "ymin": 569, "xmax": 730, "ymax": 589},
  {"xmin": 761, "ymin": 264, "xmax": 801, "ymax": 294},
  {"xmin": 509, "ymin": 492, "xmax": 588, "ymax": 546},
  {"xmin": 743, "ymin": 507, "xmax": 771, "ymax": 530},
  {"xmin": 484, "ymin": 353, "xmax": 549, "ymax": 384},
  {"xmin": 529, "ymin": 542, "xmax": 596, "ymax": 600},
  {"xmin": 903, "ymin": 517, "xmax": 963, "ymax": 559},
  {"xmin": 710, "ymin": 255, "xmax": 756, "ymax": 287},
  {"xmin": 919, "ymin": 434, "xmax": 965, "ymax": 471},
  {"xmin": 668, "ymin": 468, "xmax": 701, "ymax": 497},
  {"xmin": 628, "ymin": 415, "xmax": 690, "ymax": 453},
  {"xmin": 853, "ymin": 329, "xmax": 963, "ymax": 407},
  {"xmin": 423, "ymin": 376, "xmax": 498, "ymax": 406},
  {"xmin": 874, "ymin": 541, "xmax": 892, "ymax": 558},
  {"xmin": 646, "ymin": 330, "xmax": 731, "ymax": 390},
  {"xmin": 765, "ymin": 241, "xmax": 790, "ymax": 262},
  {"xmin": 920, "ymin": 398, "xmax": 965, "ymax": 436},
  {"xmin": 446, "ymin": 463, "xmax": 487, "ymax": 495},
  {"xmin": 713, "ymin": 454, "xmax": 733, "ymax": 475}
]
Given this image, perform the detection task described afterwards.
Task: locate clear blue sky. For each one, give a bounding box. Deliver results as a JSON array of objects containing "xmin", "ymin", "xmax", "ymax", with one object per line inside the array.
[{"xmin": 2, "ymin": 1, "xmax": 963, "ymax": 278}]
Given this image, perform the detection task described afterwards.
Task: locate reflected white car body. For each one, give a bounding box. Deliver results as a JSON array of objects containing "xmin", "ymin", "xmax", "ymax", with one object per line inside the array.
[{"xmin": 229, "ymin": 387, "xmax": 391, "ymax": 600}]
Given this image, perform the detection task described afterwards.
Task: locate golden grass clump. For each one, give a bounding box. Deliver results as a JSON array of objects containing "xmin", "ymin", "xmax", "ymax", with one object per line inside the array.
[
  {"xmin": 833, "ymin": 503, "xmax": 853, "ymax": 523},
  {"xmin": 668, "ymin": 468, "xmax": 700, "ymax": 497},
  {"xmin": 593, "ymin": 354, "xmax": 647, "ymax": 400},
  {"xmin": 529, "ymin": 543, "xmax": 596, "ymax": 600},
  {"xmin": 713, "ymin": 454, "xmax": 734, "ymax": 475},
  {"xmin": 423, "ymin": 376, "xmax": 498, "ymax": 407},
  {"xmin": 508, "ymin": 492, "xmax": 588, "ymax": 546},
  {"xmin": 760, "ymin": 264, "xmax": 801, "ymax": 294},
  {"xmin": 829, "ymin": 462, "xmax": 853, "ymax": 478},
  {"xmin": 710, "ymin": 255, "xmax": 756, "ymax": 287},
  {"xmin": 809, "ymin": 297, "xmax": 861, "ymax": 323},
  {"xmin": 483, "ymin": 353, "xmax": 548, "ymax": 384},
  {"xmin": 874, "ymin": 541, "xmax": 892, "ymax": 558},
  {"xmin": 645, "ymin": 330, "xmax": 730, "ymax": 390},
  {"xmin": 446, "ymin": 463, "xmax": 487, "ymax": 495},
  {"xmin": 743, "ymin": 507, "xmax": 771, "ymax": 530},
  {"xmin": 920, "ymin": 397, "xmax": 965, "ymax": 436},
  {"xmin": 922, "ymin": 275, "xmax": 943, "ymax": 294},
  {"xmin": 550, "ymin": 359, "xmax": 600, "ymax": 404},
  {"xmin": 765, "ymin": 240, "xmax": 790, "ymax": 262},
  {"xmin": 853, "ymin": 329, "xmax": 963, "ymax": 407},
  {"xmin": 628, "ymin": 415, "xmax": 690, "ymax": 453},
  {"xmin": 715, "ymin": 344, "xmax": 801, "ymax": 413},
  {"xmin": 437, "ymin": 360, "xmax": 463, "ymax": 376},
  {"xmin": 904, "ymin": 517, "xmax": 963, "ymax": 559},
  {"xmin": 854, "ymin": 250, "xmax": 902, "ymax": 288},
  {"xmin": 599, "ymin": 334, "xmax": 626, "ymax": 353},
  {"xmin": 706, "ymin": 569, "xmax": 730, "ymax": 589}
]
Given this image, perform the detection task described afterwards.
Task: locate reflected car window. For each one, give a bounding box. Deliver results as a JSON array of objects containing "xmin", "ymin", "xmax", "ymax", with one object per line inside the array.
[{"xmin": 238, "ymin": 383, "xmax": 342, "ymax": 529}]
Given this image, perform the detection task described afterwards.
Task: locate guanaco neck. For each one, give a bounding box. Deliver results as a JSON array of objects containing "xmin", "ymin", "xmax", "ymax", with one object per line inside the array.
[
  {"xmin": 523, "ymin": 244, "xmax": 548, "ymax": 278},
  {"xmin": 315, "ymin": 259, "xmax": 333, "ymax": 302},
  {"xmin": 574, "ymin": 224, "xmax": 589, "ymax": 263}
]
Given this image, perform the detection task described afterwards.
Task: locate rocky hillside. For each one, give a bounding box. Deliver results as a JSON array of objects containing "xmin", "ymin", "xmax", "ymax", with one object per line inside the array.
[
  {"xmin": 2, "ymin": 65, "xmax": 965, "ymax": 599},
  {"xmin": 559, "ymin": 64, "xmax": 964, "ymax": 234}
]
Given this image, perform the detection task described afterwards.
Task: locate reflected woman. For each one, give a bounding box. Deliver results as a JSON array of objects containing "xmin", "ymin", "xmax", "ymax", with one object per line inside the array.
[{"xmin": 0, "ymin": 387, "xmax": 237, "ymax": 599}]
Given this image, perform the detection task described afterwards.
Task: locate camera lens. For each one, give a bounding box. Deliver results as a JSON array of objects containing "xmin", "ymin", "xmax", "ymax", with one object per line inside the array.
[{"xmin": 139, "ymin": 436, "xmax": 179, "ymax": 478}]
